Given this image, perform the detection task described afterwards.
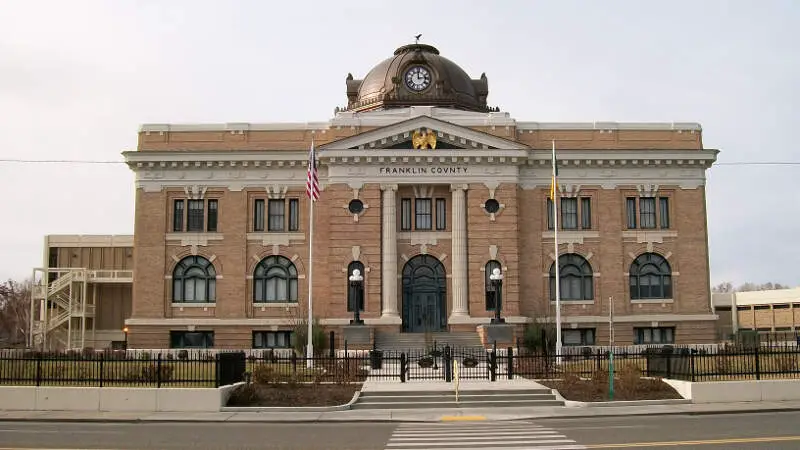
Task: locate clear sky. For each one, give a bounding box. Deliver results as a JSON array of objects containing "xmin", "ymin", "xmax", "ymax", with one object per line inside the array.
[{"xmin": 0, "ymin": 0, "xmax": 797, "ymax": 287}]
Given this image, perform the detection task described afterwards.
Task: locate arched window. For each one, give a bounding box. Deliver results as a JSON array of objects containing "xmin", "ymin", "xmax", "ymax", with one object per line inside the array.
[
  {"xmin": 172, "ymin": 255, "xmax": 216, "ymax": 303},
  {"xmin": 254, "ymin": 256, "xmax": 298, "ymax": 303},
  {"xmin": 549, "ymin": 254, "xmax": 594, "ymax": 301},
  {"xmin": 629, "ymin": 253, "xmax": 672, "ymax": 299},
  {"xmin": 484, "ymin": 260, "xmax": 502, "ymax": 310},
  {"xmin": 347, "ymin": 261, "xmax": 365, "ymax": 312}
]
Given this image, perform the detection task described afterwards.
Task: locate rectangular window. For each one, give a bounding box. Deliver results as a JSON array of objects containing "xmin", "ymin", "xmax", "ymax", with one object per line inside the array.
[
  {"xmin": 546, "ymin": 198, "xmax": 554, "ymax": 230},
  {"xmin": 187, "ymin": 200, "xmax": 205, "ymax": 232},
  {"xmin": 173, "ymin": 200, "xmax": 184, "ymax": 232},
  {"xmin": 252, "ymin": 331, "xmax": 293, "ymax": 349},
  {"xmin": 207, "ymin": 199, "xmax": 218, "ymax": 232},
  {"xmin": 580, "ymin": 197, "xmax": 592, "ymax": 229},
  {"xmin": 626, "ymin": 197, "xmax": 637, "ymax": 229},
  {"xmin": 561, "ymin": 198, "xmax": 578, "ymax": 229},
  {"xmin": 435, "ymin": 198, "xmax": 446, "ymax": 230},
  {"xmin": 640, "ymin": 197, "xmax": 656, "ymax": 229},
  {"xmin": 268, "ymin": 199, "xmax": 285, "ymax": 231},
  {"xmin": 659, "ymin": 197, "xmax": 670, "ymax": 229},
  {"xmin": 633, "ymin": 327, "xmax": 675, "ymax": 345},
  {"xmin": 254, "ymin": 199, "xmax": 265, "ymax": 232},
  {"xmin": 562, "ymin": 328, "xmax": 596, "ymax": 346},
  {"xmin": 415, "ymin": 198, "xmax": 432, "ymax": 230},
  {"xmin": 169, "ymin": 331, "xmax": 214, "ymax": 349},
  {"xmin": 288, "ymin": 199, "xmax": 299, "ymax": 231},
  {"xmin": 400, "ymin": 198, "xmax": 412, "ymax": 231}
]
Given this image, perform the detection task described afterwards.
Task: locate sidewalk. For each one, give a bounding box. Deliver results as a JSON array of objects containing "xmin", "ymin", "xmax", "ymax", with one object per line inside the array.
[{"xmin": 2, "ymin": 400, "xmax": 800, "ymax": 423}]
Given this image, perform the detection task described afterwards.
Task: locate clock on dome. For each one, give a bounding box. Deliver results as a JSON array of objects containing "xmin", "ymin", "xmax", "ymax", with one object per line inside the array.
[{"xmin": 404, "ymin": 65, "xmax": 431, "ymax": 92}]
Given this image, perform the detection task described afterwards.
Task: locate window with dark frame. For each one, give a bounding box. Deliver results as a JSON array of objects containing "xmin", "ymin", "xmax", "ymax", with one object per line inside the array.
[
  {"xmin": 253, "ymin": 255, "xmax": 299, "ymax": 303},
  {"xmin": 562, "ymin": 328, "xmax": 596, "ymax": 346},
  {"xmin": 186, "ymin": 200, "xmax": 205, "ymax": 232},
  {"xmin": 633, "ymin": 327, "xmax": 675, "ymax": 345},
  {"xmin": 254, "ymin": 199, "xmax": 265, "ymax": 232},
  {"xmin": 640, "ymin": 197, "xmax": 656, "ymax": 229},
  {"xmin": 547, "ymin": 198, "xmax": 554, "ymax": 230},
  {"xmin": 170, "ymin": 331, "xmax": 214, "ymax": 349},
  {"xmin": 267, "ymin": 199, "xmax": 285, "ymax": 231},
  {"xmin": 415, "ymin": 198, "xmax": 432, "ymax": 230},
  {"xmin": 659, "ymin": 197, "xmax": 670, "ymax": 229},
  {"xmin": 561, "ymin": 198, "xmax": 578, "ymax": 229},
  {"xmin": 435, "ymin": 198, "xmax": 447, "ymax": 230},
  {"xmin": 629, "ymin": 252, "xmax": 672, "ymax": 299},
  {"xmin": 580, "ymin": 197, "xmax": 592, "ymax": 229},
  {"xmin": 288, "ymin": 199, "xmax": 299, "ymax": 231},
  {"xmin": 252, "ymin": 331, "xmax": 292, "ymax": 349},
  {"xmin": 173, "ymin": 200, "xmax": 184, "ymax": 232},
  {"xmin": 626, "ymin": 196, "xmax": 671, "ymax": 230},
  {"xmin": 207, "ymin": 199, "xmax": 218, "ymax": 232},
  {"xmin": 549, "ymin": 253, "xmax": 594, "ymax": 301},
  {"xmin": 400, "ymin": 198, "xmax": 412, "ymax": 231}
]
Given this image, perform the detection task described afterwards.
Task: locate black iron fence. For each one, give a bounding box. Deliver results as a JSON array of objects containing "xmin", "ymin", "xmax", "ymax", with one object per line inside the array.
[{"xmin": 2, "ymin": 342, "xmax": 799, "ymax": 386}]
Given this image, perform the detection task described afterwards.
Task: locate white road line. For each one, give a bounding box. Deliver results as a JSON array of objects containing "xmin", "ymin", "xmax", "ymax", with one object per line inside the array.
[{"xmin": 385, "ymin": 421, "xmax": 586, "ymax": 449}]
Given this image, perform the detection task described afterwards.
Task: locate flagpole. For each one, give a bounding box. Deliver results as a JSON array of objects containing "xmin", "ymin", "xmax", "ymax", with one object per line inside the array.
[
  {"xmin": 552, "ymin": 139, "xmax": 562, "ymax": 363},
  {"xmin": 306, "ymin": 138, "xmax": 315, "ymax": 369}
]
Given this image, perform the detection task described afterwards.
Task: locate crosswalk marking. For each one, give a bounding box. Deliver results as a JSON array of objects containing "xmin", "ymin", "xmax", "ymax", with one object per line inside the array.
[{"xmin": 385, "ymin": 421, "xmax": 586, "ymax": 449}]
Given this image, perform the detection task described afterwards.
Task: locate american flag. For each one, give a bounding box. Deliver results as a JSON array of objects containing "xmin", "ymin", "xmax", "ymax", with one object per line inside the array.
[{"xmin": 305, "ymin": 140, "xmax": 320, "ymax": 201}]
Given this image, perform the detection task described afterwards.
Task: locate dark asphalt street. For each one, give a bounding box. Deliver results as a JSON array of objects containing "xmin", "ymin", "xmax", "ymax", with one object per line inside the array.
[{"xmin": 0, "ymin": 411, "xmax": 798, "ymax": 449}]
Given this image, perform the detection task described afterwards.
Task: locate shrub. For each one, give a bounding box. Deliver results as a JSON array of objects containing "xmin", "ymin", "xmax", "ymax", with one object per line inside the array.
[
  {"xmin": 139, "ymin": 363, "xmax": 174, "ymax": 382},
  {"xmin": 252, "ymin": 365, "xmax": 283, "ymax": 385}
]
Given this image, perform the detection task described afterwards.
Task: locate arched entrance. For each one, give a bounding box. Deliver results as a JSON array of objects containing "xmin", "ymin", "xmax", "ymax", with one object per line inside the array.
[{"xmin": 401, "ymin": 255, "xmax": 447, "ymax": 333}]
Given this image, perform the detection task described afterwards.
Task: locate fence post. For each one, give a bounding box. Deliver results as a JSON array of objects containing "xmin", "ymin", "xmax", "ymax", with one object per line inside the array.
[
  {"xmin": 214, "ymin": 353, "xmax": 220, "ymax": 388},
  {"xmin": 400, "ymin": 352, "xmax": 406, "ymax": 383},
  {"xmin": 754, "ymin": 342, "xmax": 761, "ymax": 380},
  {"xmin": 666, "ymin": 351, "xmax": 672, "ymax": 379},
  {"xmin": 444, "ymin": 345, "xmax": 452, "ymax": 382},
  {"xmin": 329, "ymin": 331, "xmax": 335, "ymax": 358},
  {"xmin": 99, "ymin": 353, "xmax": 104, "ymax": 388},
  {"xmin": 156, "ymin": 353, "xmax": 162, "ymax": 388},
  {"xmin": 507, "ymin": 347, "xmax": 514, "ymax": 380},
  {"xmin": 490, "ymin": 341, "xmax": 497, "ymax": 382},
  {"xmin": 35, "ymin": 353, "xmax": 42, "ymax": 387},
  {"xmin": 690, "ymin": 349, "xmax": 696, "ymax": 382},
  {"xmin": 291, "ymin": 352, "xmax": 297, "ymax": 374}
]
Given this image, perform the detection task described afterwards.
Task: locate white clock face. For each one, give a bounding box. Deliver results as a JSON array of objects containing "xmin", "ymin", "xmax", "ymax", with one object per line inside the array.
[{"xmin": 404, "ymin": 66, "xmax": 431, "ymax": 91}]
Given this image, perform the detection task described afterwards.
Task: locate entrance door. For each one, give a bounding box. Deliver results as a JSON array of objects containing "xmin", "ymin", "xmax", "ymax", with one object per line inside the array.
[{"xmin": 402, "ymin": 255, "xmax": 447, "ymax": 333}]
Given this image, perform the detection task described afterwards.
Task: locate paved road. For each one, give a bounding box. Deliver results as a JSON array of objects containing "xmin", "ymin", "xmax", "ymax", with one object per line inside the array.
[{"xmin": 0, "ymin": 411, "xmax": 799, "ymax": 449}]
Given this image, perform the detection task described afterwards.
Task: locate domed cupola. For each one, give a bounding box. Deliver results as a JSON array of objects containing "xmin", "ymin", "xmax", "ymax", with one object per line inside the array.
[{"xmin": 344, "ymin": 43, "xmax": 490, "ymax": 112}]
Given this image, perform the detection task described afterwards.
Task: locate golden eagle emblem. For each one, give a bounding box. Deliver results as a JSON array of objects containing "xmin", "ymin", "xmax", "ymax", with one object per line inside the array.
[{"xmin": 412, "ymin": 128, "xmax": 437, "ymax": 149}]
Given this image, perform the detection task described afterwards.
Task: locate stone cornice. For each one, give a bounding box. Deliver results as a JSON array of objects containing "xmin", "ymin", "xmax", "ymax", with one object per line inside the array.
[{"xmin": 123, "ymin": 148, "xmax": 719, "ymax": 170}]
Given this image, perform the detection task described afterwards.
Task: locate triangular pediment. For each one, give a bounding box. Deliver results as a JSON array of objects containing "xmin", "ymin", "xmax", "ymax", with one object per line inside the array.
[{"xmin": 319, "ymin": 115, "xmax": 529, "ymax": 151}]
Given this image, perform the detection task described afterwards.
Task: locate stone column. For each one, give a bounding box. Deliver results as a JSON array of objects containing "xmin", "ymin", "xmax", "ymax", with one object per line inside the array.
[
  {"xmin": 450, "ymin": 184, "xmax": 469, "ymax": 318},
  {"xmin": 380, "ymin": 184, "xmax": 399, "ymax": 318}
]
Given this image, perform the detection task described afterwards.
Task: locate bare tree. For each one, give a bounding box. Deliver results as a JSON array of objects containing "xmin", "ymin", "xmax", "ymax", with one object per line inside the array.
[
  {"xmin": 0, "ymin": 278, "xmax": 32, "ymax": 347},
  {"xmin": 712, "ymin": 281, "xmax": 734, "ymax": 293}
]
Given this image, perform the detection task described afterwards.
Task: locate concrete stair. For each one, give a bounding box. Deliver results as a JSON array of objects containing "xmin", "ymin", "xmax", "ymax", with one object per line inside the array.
[
  {"xmin": 374, "ymin": 331, "xmax": 484, "ymax": 352},
  {"xmin": 351, "ymin": 388, "xmax": 564, "ymax": 410}
]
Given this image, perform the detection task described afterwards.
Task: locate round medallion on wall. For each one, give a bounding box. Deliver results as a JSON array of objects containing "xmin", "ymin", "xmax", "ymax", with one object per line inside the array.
[
  {"xmin": 404, "ymin": 65, "xmax": 431, "ymax": 92},
  {"xmin": 348, "ymin": 199, "xmax": 365, "ymax": 214},
  {"xmin": 484, "ymin": 199, "xmax": 500, "ymax": 214}
]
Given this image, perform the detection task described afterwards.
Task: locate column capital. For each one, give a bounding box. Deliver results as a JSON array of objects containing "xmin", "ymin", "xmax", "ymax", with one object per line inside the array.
[
  {"xmin": 380, "ymin": 184, "xmax": 398, "ymax": 192},
  {"xmin": 450, "ymin": 183, "xmax": 469, "ymax": 192}
]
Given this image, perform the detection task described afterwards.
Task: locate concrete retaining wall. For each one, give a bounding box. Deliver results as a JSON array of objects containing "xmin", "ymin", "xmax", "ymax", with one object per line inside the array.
[
  {"xmin": 0, "ymin": 383, "xmax": 243, "ymax": 412},
  {"xmin": 664, "ymin": 379, "xmax": 800, "ymax": 403}
]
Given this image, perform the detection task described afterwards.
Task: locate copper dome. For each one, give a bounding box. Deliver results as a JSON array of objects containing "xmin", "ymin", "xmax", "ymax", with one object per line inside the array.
[{"xmin": 344, "ymin": 44, "xmax": 490, "ymax": 112}]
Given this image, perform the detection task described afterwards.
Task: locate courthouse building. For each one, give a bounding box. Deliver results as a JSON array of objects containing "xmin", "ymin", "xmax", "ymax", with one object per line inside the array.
[{"xmin": 30, "ymin": 42, "xmax": 719, "ymax": 350}]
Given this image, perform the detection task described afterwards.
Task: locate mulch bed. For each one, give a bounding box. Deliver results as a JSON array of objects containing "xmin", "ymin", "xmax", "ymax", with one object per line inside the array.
[
  {"xmin": 539, "ymin": 375, "xmax": 682, "ymax": 402},
  {"xmin": 227, "ymin": 383, "xmax": 362, "ymax": 407}
]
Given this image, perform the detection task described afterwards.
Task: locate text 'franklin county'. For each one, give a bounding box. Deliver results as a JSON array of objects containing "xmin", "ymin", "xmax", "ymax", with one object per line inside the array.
[{"xmin": 378, "ymin": 166, "xmax": 469, "ymax": 175}]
